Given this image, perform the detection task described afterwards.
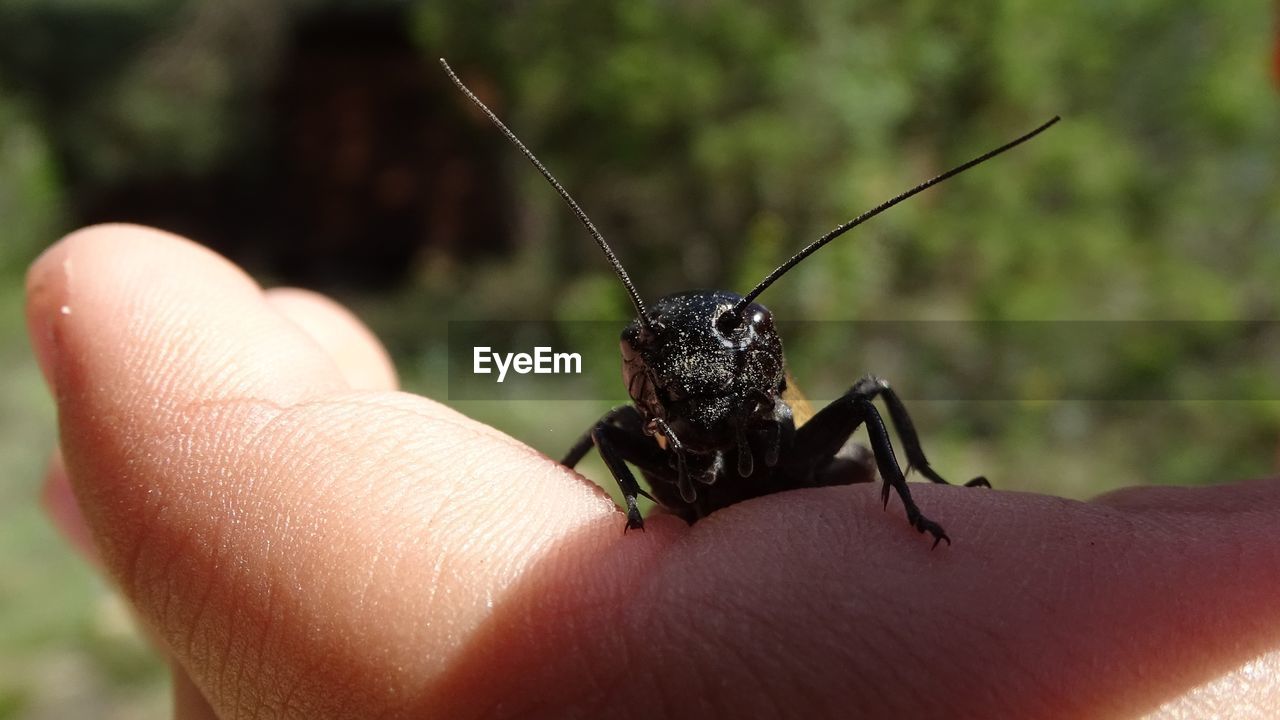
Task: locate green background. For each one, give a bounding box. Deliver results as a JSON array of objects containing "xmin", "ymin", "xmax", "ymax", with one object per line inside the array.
[{"xmin": 1, "ymin": 0, "xmax": 1278, "ymax": 716}]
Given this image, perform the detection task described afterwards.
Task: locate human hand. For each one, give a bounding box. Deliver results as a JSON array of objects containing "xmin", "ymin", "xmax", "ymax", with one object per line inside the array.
[{"xmin": 27, "ymin": 224, "xmax": 1280, "ymax": 718}]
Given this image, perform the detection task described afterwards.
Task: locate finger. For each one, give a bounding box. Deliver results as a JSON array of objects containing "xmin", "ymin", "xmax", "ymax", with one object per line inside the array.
[
  {"xmin": 410, "ymin": 476, "xmax": 1280, "ymax": 718},
  {"xmin": 39, "ymin": 280, "xmax": 402, "ymax": 560},
  {"xmin": 46, "ymin": 453, "xmax": 225, "ymax": 719},
  {"xmin": 40, "ymin": 450, "xmax": 98, "ymax": 563},
  {"xmin": 1143, "ymin": 648, "xmax": 1280, "ymax": 718},
  {"xmin": 544, "ymin": 480, "xmax": 1279, "ymax": 719},
  {"xmin": 171, "ymin": 661, "xmax": 220, "ymax": 720},
  {"xmin": 25, "ymin": 225, "xmax": 351, "ymax": 406},
  {"xmin": 264, "ymin": 287, "xmax": 398, "ymax": 391},
  {"xmin": 25, "ymin": 224, "xmax": 656, "ymax": 719}
]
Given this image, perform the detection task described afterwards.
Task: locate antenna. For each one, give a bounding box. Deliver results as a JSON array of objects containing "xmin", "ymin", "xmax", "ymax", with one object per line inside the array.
[
  {"xmin": 439, "ymin": 59, "xmax": 652, "ymax": 331},
  {"xmin": 726, "ymin": 116, "xmax": 1061, "ymax": 323}
]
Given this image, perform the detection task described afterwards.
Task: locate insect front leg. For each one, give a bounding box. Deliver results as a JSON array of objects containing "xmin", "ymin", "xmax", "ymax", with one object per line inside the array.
[
  {"xmin": 643, "ymin": 417, "xmax": 695, "ymax": 503},
  {"xmin": 790, "ymin": 385, "xmax": 955, "ymax": 547},
  {"xmin": 562, "ymin": 405, "xmax": 636, "ymax": 469},
  {"xmin": 850, "ymin": 376, "xmax": 989, "ymax": 488},
  {"xmin": 561, "ymin": 405, "xmax": 664, "ymax": 532}
]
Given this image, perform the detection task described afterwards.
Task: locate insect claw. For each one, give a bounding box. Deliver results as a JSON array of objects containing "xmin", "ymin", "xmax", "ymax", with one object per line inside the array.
[
  {"xmin": 916, "ymin": 517, "xmax": 950, "ymax": 549},
  {"xmin": 966, "ymin": 476, "xmax": 991, "ymax": 488},
  {"xmin": 623, "ymin": 499, "xmax": 646, "ymax": 533}
]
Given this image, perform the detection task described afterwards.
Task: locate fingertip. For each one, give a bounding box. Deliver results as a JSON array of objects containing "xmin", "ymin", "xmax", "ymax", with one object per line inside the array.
[
  {"xmin": 24, "ymin": 227, "xmax": 78, "ymax": 391},
  {"xmin": 38, "ymin": 224, "xmax": 350, "ymax": 416}
]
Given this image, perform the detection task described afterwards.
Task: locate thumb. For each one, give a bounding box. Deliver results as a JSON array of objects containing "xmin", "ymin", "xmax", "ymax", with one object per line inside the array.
[{"xmin": 24, "ymin": 225, "xmax": 662, "ymax": 718}]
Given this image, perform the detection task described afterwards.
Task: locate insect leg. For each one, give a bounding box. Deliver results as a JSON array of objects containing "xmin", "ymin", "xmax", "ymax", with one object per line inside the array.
[
  {"xmin": 561, "ymin": 406, "xmax": 665, "ymax": 532},
  {"xmin": 851, "ymin": 376, "xmax": 989, "ymax": 488},
  {"xmin": 643, "ymin": 417, "xmax": 695, "ymax": 504},
  {"xmin": 792, "ymin": 391, "xmax": 951, "ymax": 547},
  {"xmin": 562, "ymin": 405, "xmax": 639, "ymax": 468}
]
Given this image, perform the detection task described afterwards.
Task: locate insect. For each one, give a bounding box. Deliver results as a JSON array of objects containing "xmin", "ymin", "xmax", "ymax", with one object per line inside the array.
[{"xmin": 441, "ymin": 59, "xmax": 1058, "ymax": 546}]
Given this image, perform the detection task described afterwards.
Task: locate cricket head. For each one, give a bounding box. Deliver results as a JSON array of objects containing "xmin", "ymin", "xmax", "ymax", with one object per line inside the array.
[{"xmin": 620, "ymin": 290, "xmax": 784, "ymax": 452}]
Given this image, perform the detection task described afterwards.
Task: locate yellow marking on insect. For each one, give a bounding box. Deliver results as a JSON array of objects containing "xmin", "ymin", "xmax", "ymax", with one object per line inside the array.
[{"xmin": 783, "ymin": 371, "xmax": 815, "ymax": 427}]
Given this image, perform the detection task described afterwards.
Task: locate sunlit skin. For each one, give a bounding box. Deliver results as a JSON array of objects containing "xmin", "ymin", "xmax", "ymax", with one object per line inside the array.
[{"xmin": 27, "ymin": 225, "xmax": 1280, "ymax": 719}]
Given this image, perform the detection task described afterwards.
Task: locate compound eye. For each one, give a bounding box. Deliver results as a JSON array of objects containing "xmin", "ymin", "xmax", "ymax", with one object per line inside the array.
[
  {"xmin": 746, "ymin": 306, "xmax": 775, "ymax": 333},
  {"xmin": 715, "ymin": 304, "xmax": 775, "ymax": 346}
]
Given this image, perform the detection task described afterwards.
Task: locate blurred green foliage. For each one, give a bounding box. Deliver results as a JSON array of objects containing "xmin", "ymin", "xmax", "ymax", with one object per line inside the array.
[
  {"xmin": 418, "ymin": 0, "xmax": 1280, "ymax": 497},
  {"xmin": 1, "ymin": 0, "xmax": 1278, "ymax": 716}
]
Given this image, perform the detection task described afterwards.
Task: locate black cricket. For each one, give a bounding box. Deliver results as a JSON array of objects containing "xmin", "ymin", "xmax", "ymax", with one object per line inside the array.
[{"xmin": 442, "ymin": 59, "xmax": 1057, "ymax": 547}]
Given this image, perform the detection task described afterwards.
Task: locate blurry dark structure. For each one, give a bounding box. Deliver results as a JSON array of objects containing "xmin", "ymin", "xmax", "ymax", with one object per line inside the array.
[
  {"xmin": 265, "ymin": 9, "xmax": 512, "ymax": 287},
  {"xmin": 3, "ymin": 3, "xmax": 513, "ymax": 290}
]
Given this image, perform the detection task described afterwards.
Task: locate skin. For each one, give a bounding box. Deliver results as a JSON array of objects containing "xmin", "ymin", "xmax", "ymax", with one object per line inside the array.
[{"xmin": 24, "ymin": 224, "xmax": 1280, "ymax": 719}]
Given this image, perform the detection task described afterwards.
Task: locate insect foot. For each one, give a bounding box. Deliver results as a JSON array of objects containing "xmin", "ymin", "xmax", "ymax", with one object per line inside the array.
[
  {"xmin": 623, "ymin": 495, "xmax": 645, "ymax": 533},
  {"xmin": 905, "ymin": 507, "xmax": 952, "ymax": 550}
]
